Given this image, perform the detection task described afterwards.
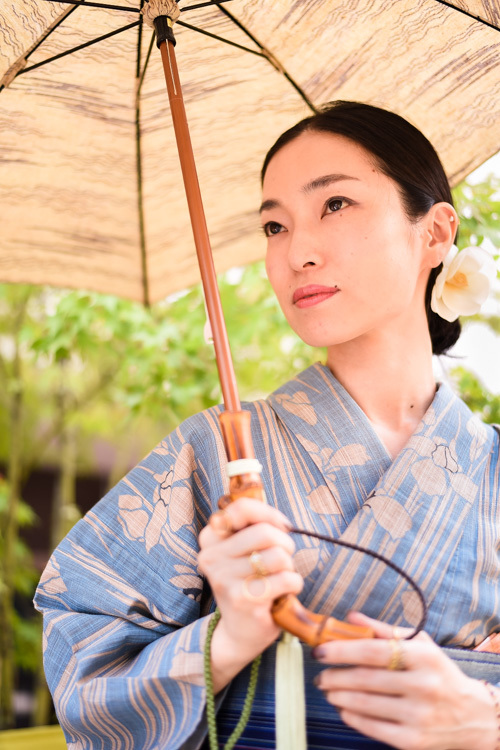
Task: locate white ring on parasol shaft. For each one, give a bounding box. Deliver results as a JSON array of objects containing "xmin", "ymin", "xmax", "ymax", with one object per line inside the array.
[{"xmin": 226, "ymin": 459, "xmax": 263, "ymax": 477}]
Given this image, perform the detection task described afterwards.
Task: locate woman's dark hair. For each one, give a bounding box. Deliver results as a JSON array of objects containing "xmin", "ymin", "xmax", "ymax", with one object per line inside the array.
[{"xmin": 261, "ymin": 101, "xmax": 460, "ymax": 355}]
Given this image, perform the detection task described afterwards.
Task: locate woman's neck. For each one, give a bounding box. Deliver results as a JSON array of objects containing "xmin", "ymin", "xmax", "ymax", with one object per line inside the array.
[{"xmin": 325, "ymin": 332, "xmax": 437, "ymax": 459}]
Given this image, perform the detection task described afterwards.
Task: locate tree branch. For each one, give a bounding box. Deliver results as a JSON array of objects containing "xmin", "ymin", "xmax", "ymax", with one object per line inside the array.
[{"xmin": 22, "ymin": 366, "xmax": 119, "ymax": 481}]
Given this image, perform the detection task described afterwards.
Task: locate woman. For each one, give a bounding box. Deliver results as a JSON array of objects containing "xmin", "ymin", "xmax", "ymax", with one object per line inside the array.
[{"xmin": 35, "ymin": 102, "xmax": 499, "ymax": 750}]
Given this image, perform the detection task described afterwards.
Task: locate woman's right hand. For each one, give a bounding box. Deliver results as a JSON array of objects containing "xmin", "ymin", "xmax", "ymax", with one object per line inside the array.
[{"xmin": 197, "ymin": 498, "xmax": 304, "ymax": 693}]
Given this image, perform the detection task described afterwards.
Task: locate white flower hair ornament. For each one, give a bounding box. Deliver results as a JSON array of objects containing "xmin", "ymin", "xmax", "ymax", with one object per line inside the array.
[{"xmin": 430, "ymin": 244, "xmax": 498, "ymax": 323}]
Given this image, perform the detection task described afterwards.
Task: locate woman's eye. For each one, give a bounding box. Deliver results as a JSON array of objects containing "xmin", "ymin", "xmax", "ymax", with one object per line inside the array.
[
  {"xmin": 325, "ymin": 197, "xmax": 348, "ymax": 214},
  {"xmin": 263, "ymin": 221, "xmax": 285, "ymax": 237}
]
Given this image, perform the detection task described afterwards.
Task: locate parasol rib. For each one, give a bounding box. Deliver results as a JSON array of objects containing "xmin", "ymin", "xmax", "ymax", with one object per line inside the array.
[
  {"xmin": 136, "ymin": 0, "xmax": 146, "ymax": 78},
  {"xmin": 214, "ymin": 3, "xmax": 318, "ymax": 114},
  {"xmin": 19, "ymin": 22, "xmax": 140, "ymax": 75},
  {"xmin": 433, "ymin": 1, "xmax": 500, "ymax": 31},
  {"xmin": 136, "ymin": 3, "xmax": 151, "ymax": 307},
  {"xmin": 181, "ymin": 0, "xmax": 235, "ymax": 11},
  {"xmin": 22, "ymin": 5, "xmax": 80, "ymax": 60},
  {"xmin": 177, "ymin": 20, "xmax": 267, "ymax": 58},
  {"xmin": 38, "ymin": 0, "xmax": 141, "ymax": 12},
  {"xmin": 137, "ymin": 31, "xmax": 156, "ymax": 90},
  {"xmin": 0, "ymin": 4, "xmax": 79, "ymax": 92}
]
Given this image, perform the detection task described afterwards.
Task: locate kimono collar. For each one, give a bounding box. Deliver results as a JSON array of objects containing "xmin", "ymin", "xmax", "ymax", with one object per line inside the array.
[
  {"xmin": 267, "ymin": 363, "xmax": 391, "ymax": 523},
  {"xmin": 267, "ymin": 362, "xmax": 494, "ymax": 525}
]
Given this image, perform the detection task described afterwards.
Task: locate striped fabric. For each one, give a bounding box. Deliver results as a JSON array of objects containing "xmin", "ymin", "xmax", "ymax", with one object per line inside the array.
[
  {"xmin": 35, "ymin": 363, "xmax": 500, "ymax": 749},
  {"xmin": 206, "ymin": 644, "xmax": 500, "ymax": 750},
  {"xmin": 210, "ymin": 645, "xmax": 396, "ymax": 749}
]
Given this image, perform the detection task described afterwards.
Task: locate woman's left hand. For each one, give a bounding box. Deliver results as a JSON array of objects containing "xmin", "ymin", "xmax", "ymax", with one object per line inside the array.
[{"xmin": 312, "ymin": 612, "xmax": 498, "ymax": 750}]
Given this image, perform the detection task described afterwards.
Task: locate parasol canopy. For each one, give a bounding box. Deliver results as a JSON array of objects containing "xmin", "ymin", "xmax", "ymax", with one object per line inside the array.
[{"xmin": 0, "ymin": 0, "xmax": 499, "ymax": 305}]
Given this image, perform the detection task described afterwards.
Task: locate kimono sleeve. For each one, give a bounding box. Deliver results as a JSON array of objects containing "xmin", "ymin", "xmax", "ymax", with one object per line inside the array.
[{"xmin": 34, "ymin": 417, "xmax": 225, "ymax": 750}]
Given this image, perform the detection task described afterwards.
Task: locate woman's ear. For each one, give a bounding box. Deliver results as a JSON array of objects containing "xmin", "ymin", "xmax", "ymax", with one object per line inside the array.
[{"xmin": 420, "ymin": 202, "xmax": 459, "ymax": 269}]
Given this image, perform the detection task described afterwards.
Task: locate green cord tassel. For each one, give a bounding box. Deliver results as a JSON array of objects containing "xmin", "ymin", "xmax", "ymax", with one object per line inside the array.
[{"xmin": 204, "ymin": 608, "xmax": 262, "ymax": 750}]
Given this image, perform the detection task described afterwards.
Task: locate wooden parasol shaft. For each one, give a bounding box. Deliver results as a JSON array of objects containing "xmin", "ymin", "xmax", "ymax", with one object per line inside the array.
[{"xmin": 158, "ymin": 37, "xmax": 241, "ymax": 413}]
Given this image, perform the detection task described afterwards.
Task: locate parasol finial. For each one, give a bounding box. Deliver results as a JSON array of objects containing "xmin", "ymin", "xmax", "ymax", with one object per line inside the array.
[{"xmin": 141, "ymin": 0, "xmax": 181, "ymax": 27}]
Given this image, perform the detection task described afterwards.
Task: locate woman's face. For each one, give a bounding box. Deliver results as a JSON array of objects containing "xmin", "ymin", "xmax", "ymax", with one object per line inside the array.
[{"xmin": 262, "ymin": 131, "xmax": 431, "ymax": 349}]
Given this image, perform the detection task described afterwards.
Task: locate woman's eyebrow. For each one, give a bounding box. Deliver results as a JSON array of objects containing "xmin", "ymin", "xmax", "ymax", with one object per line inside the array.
[
  {"xmin": 259, "ymin": 198, "xmax": 281, "ymax": 214},
  {"xmin": 302, "ymin": 173, "xmax": 360, "ymax": 194},
  {"xmin": 260, "ymin": 173, "xmax": 360, "ymax": 214}
]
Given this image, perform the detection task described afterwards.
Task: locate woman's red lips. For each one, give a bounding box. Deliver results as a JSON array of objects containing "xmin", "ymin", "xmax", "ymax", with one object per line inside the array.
[{"xmin": 293, "ymin": 285, "xmax": 340, "ymax": 308}]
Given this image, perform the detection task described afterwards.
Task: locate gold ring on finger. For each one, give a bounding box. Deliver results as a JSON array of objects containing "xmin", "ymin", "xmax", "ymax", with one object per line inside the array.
[
  {"xmin": 249, "ymin": 550, "xmax": 269, "ymax": 577},
  {"xmin": 242, "ymin": 574, "xmax": 272, "ymax": 601},
  {"xmin": 387, "ymin": 638, "xmax": 406, "ymax": 671}
]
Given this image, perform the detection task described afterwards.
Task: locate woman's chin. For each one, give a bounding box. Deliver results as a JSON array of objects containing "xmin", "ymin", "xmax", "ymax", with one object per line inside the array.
[{"xmin": 292, "ymin": 326, "xmax": 354, "ymax": 350}]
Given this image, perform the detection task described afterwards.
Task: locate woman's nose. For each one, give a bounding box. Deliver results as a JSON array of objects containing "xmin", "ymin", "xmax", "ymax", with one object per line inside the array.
[{"xmin": 287, "ymin": 228, "xmax": 325, "ymax": 272}]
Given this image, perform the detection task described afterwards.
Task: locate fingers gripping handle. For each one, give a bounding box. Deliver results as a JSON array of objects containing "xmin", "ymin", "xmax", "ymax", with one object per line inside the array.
[{"xmin": 217, "ymin": 411, "xmax": 374, "ymax": 645}]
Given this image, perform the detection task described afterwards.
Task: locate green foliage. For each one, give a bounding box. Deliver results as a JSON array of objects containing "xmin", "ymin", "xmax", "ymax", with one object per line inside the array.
[
  {"xmin": 447, "ymin": 174, "xmax": 500, "ymax": 422},
  {"xmin": 0, "ymin": 476, "xmax": 41, "ymax": 673},
  {"xmin": 12, "ymin": 611, "xmax": 41, "ymax": 673},
  {"xmin": 0, "ymin": 477, "xmax": 38, "ymax": 594},
  {"xmin": 451, "ymin": 173, "xmax": 500, "ymax": 342},
  {"xmin": 450, "ymin": 367, "xmax": 500, "ymax": 424},
  {"xmin": 452, "ymin": 174, "xmax": 500, "ymax": 255},
  {"xmin": 0, "ymin": 268, "xmax": 319, "ymax": 472}
]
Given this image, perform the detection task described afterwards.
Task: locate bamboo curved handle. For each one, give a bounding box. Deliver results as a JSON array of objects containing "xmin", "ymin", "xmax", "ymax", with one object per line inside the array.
[
  {"xmin": 219, "ymin": 411, "xmax": 374, "ymax": 646},
  {"xmin": 272, "ymin": 594, "xmax": 373, "ymax": 646}
]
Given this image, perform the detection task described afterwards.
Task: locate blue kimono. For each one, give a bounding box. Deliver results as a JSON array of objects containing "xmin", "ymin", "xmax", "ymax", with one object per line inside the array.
[{"xmin": 34, "ymin": 364, "xmax": 500, "ymax": 749}]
